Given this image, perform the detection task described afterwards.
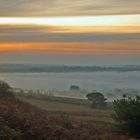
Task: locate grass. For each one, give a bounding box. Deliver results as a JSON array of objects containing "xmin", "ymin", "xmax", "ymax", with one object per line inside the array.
[
  {"xmin": 0, "ymin": 81, "xmax": 137, "ymax": 140},
  {"xmin": 18, "ymin": 96, "xmax": 114, "ymax": 126},
  {"xmin": 0, "ymin": 94, "xmax": 137, "ymax": 140}
]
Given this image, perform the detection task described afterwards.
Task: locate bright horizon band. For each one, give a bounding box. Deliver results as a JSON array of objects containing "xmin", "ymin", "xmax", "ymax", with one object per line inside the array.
[{"xmin": 0, "ymin": 15, "xmax": 140, "ymax": 26}]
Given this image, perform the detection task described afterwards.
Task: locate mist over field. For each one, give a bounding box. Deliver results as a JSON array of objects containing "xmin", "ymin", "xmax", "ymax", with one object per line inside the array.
[{"xmin": 0, "ymin": 64, "xmax": 140, "ymax": 101}]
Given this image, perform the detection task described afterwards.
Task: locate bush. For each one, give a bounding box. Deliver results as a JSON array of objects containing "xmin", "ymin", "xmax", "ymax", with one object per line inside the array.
[
  {"xmin": 113, "ymin": 96, "xmax": 140, "ymax": 137},
  {"xmin": 0, "ymin": 125, "xmax": 21, "ymax": 140},
  {"xmin": 0, "ymin": 81, "xmax": 14, "ymax": 99}
]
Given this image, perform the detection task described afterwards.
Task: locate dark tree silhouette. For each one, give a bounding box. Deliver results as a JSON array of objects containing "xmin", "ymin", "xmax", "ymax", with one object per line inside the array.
[
  {"xmin": 86, "ymin": 91, "xmax": 107, "ymax": 109},
  {"xmin": 0, "ymin": 81, "xmax": 14, "ymax": 99},
  {"xmin": 113, "ymin": 95, "xmax": 140, "ymax": 137}
]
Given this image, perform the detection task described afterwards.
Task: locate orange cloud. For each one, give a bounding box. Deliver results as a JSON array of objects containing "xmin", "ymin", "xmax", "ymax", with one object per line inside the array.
[{"xmin": 0, "ymin": 41, "xmax": 140, "ymax": 55}]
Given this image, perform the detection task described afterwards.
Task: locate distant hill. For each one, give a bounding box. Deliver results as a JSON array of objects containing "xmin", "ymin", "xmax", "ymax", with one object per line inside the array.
[{"xmin": 0, "ymin": 64, "xmax": 140, "ymax": 73}]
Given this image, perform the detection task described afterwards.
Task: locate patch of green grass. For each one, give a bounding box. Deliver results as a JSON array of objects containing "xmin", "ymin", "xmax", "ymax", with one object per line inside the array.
[{"xmin": 18, "ymin": 96, "xmax": 114, "ymax": 126}]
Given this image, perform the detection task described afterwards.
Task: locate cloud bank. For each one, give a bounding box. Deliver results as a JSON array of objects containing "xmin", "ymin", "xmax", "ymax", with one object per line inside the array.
[{"xmin": 0, "ymin": 0, "xmax": 140, "ymax": 16}]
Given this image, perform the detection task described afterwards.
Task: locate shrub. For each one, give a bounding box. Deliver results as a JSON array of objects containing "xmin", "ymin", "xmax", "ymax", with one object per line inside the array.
[
  {"xmin": 113, "ymin": 96, "xmax": 140, "ymax": 137},
  {"xmin": 0, "ymin": 81, "xmax": 14, "ymax": 99},
  {"xmin": 0, "ymin": 125, "xmax": 21, "ymax": 140}
]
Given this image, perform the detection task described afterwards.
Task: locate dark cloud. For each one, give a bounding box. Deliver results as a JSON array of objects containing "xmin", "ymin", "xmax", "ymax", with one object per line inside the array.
[
  {"xmin": 0, "ymin": 25, "xmax": 139, "ymax": 42},
  {"xmin": 0, "ymin": 0, "xmax": 139, "ymax": 16}
]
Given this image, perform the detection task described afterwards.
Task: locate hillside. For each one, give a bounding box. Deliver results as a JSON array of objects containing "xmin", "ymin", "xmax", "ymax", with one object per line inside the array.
[{"xmin": 0, "ymin": 94, "xmax": 137, "ymax": 139}]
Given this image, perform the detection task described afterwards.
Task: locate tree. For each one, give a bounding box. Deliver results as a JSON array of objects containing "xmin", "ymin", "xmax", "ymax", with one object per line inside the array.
[
  {"xmin": 70, "ymin": 85, "xmax": 80, "ymax": 91},
  {"xmin": 0, "ymin": 81, "xmax": 14, "ymax": 99},
  {"xmin": 86, "ymin": 91, "xmax": 107, "ymax": 109},
  {"xmin": 113, "ymin": 95, "xmax": 140, "ymax": 137}
]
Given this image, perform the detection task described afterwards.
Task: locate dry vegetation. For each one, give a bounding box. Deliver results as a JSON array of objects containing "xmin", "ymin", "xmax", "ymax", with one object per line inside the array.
[
  {"xmin": 0, "ymin": 81, "xmax": 138, "ymax": 140},
  {"xmin": 0, "ymin": 97, "xmax": 136, "ymax": 140}
]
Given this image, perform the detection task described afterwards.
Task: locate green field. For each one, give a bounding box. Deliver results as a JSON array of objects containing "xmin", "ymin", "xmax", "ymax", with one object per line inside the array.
[{"xmin": 18, "ymin": 96, "xmax": 114, "ymax": 127}]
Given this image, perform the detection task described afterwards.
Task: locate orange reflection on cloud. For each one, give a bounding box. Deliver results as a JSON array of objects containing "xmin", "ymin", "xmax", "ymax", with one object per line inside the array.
[
  {"xmin": 48, "ymin": 26, "xmax": 140, "ymax": 34},
  {"xmin": 0, "ymin": 42, "xmax": 140, "ymax": 55}
]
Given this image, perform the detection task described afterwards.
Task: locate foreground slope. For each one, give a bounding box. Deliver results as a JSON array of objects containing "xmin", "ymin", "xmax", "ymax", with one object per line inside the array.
[{"xmin": 0, "ymin": 95, "xmax": 137, "ymax": 140}]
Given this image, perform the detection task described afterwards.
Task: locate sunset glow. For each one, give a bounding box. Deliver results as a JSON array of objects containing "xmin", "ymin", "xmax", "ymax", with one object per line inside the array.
[
  {"xmin": 0, "ymin": 15, "xmax": 140, "ymax": 26},
  {"xmin": 0, "ymin": 42, "xmax": 140, "ymax": 55},
  {"xmin": 0, "ymin": 1, "xmax": 140, "ymax": 56}
]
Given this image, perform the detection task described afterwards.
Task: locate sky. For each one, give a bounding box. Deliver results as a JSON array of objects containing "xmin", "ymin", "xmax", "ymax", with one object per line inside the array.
[
  {"xmin": 0, "ymin": 0, "xmax": 140, "ymax": 65},
  {"xmin": 0, "ymin": 0, "xmax": 140, "ymax": 16}
]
